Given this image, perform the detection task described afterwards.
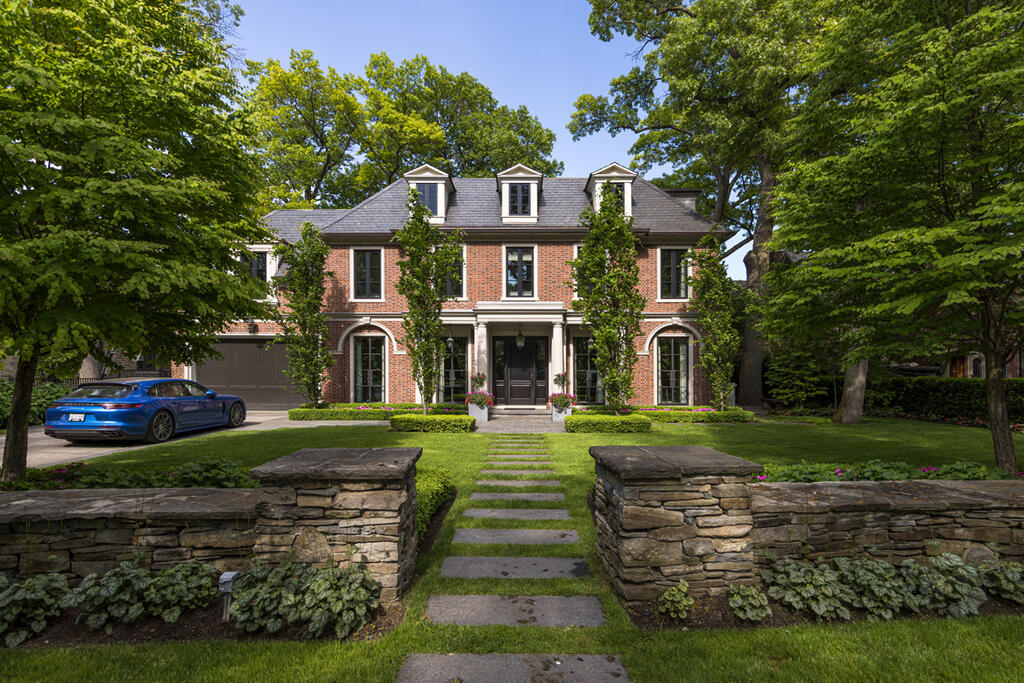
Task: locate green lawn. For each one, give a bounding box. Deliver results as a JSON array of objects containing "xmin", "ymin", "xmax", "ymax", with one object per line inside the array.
[{"xmin": 3, "ymin": 418, "xmax": 1023, "ymax": 681}]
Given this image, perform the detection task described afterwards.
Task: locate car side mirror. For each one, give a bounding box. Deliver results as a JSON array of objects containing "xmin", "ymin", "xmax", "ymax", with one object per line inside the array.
[{"xmin": 206, "ymin": 390, "xmax": 217, "ymax": 398}]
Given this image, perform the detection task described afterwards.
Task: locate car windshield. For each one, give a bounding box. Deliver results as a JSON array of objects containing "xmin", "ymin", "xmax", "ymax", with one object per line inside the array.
[{"xmin": 64, "ymin": 384, "xmax": 134, "ymax": 399}]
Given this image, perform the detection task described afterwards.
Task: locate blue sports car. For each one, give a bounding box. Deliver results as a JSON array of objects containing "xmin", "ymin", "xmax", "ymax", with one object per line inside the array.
[{"xmin": 44, "ymin": 378, "xmax": 246, "ymax": 443}]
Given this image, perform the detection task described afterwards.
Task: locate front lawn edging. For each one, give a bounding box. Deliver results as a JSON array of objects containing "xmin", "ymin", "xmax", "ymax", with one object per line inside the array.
[
  {"xmin": 565, "ymin": 414, "xmax": 651, "ymax": 433},
  {"xmin": 389, "ymin": 414, "xmax": 476, "ymax": 432}
]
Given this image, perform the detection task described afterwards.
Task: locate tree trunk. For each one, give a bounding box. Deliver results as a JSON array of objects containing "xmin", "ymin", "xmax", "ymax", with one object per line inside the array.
[
  {"xmin": 1, "ymin": 353, "xmax": 40, "ymax": 482},
  {"xmin": 985, "ymin": 348, "xmax": 1018, "ymax": 474},
  {"xmin": 737, "ymin": 153, "xmax": 777, "ymax": 407},
  {"xmin": 833, "ymin": 358, "xmax": 869, "ymax": 424}
]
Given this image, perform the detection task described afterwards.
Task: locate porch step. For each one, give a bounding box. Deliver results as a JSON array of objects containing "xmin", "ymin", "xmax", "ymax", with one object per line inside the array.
[
  {"xmin": 425, "ymin": 595, "xmax": 604, "ymax": 626},
  {"xmin": 396, "ymin": 654, "xmax": 628, "ymax": 682},
  {"xmin": 464, "ymin": 508, "xmax": 570, "ymax": 520},
  {"xmin": 440, "ymin": 556, "xmax": 590, "ymax": 579},
  {"xmin": 452, "ymin": 528, "xmax": 579, "ymax": 545}
]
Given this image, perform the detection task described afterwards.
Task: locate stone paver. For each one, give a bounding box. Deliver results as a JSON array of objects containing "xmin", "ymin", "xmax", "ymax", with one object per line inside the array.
[
  {"xmin": 476, "ymin": 417, "xmax": 565, "ymax": 433},
  {"xmin": 464, "ymin": 507, "xmax": 570, "ymax": 520},
  {"xmin": 470, "ymin": 492, "xmax": 565, "ymax": 502},
  {"xmin": 397, "ymin": 654, "xmax": 628, "ymax": 683},
  {"xmin": 477, "ymin": 479, "xmax": 560, "ymax": 488},
  {"xmin": 453, "ymin": 528, "xmax": 579, "ymax": 545},
  {"xmin": 480, "ymin": 469, "xmax": 557, "ymax": 476},
  {"xmin": 486, "ymin": 454, "xmax": 553, "ymax": 460},
  {"xmin": 486, "ymin": 458, "xmax": 552, "ymax": 464},
  {"xmin": 426, "ymin": 595, "xmax": 604, "ymax": 626},
  {"xmin": 441, "ymin": 556, "xmax": 590, "ymax": 579}
]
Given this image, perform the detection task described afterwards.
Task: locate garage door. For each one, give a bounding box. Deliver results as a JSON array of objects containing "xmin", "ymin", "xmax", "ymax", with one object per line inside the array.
[{"xmin": 197, "ymin": 340, "xmax": 304, "ymax": 409}]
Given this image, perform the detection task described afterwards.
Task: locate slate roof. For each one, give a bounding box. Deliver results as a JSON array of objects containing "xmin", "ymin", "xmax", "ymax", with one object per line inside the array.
[{"xmin": 263, "ymin": 176, "xmax": 724, "ymax": 241}]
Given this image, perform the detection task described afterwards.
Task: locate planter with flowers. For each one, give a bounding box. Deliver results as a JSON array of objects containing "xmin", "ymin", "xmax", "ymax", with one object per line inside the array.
[
  {"xmin": 465, "ymin": 390, "xmax": 494, "ymax": 424},
  {"xmin": 549, "ymin": 392, "xmax": 575, "ymax": 422}
]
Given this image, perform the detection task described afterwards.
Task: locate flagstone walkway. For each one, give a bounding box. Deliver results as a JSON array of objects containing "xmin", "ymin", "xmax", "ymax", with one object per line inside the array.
[{"xmin": 395, "ymin": 434, "xmax": 629, "ymax": 682}]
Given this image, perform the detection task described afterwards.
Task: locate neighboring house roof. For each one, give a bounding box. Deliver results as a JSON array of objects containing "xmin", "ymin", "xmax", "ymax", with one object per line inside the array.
[
  {"xmin": 263, "ymin": 176, "xmax": 726, "ymax": 240},
  {"xmin": 262, "ymin": 209, "xmax": 351, "ymax": 242}
]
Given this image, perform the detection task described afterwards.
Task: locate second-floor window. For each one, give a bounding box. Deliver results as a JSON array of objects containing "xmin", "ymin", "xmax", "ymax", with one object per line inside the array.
[
  {"xmin": 353, "ymin": 249, "xmax": 382, "ymax": 299},
  {"xmin": 660, "ymin": 248, "xmax": 688, "ymax": 299},
  {"xmin": 506, "ymin": 246, "xmax": 534, "ymax": 298},
  {"xmin": 445, "ymin": 247, "xmax": 464, "ymax": 298},
  {"xmin": 245, "ymin": 252, "xmax": 268, "ymax": 282},
  {"xmin": 415, "ymin": 183, "xmax": 438, "ymax": 214},
  {"xmin": 604, "ymin": 181, "xmax": 625, "ymax": 209},
  {"xmin": 509, "ymin": 183, "xmax": 531, "ymax": 215}
]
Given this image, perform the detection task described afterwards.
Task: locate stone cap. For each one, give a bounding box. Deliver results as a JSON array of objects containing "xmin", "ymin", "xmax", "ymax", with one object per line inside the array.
[
  {"xmin": 589, "ymin": 445, "xmax": 763, "ymax": 481},
  {"xmin": 250, "ymin": 447, "xmax": 422, "ymax": 484},
  {"xmin": 751, "ymin": 480, "xmax": 1024, "ymax": 514},
  {"xmin": 0, "ymin": 488, "xmax": 279, "ymax": 524}
]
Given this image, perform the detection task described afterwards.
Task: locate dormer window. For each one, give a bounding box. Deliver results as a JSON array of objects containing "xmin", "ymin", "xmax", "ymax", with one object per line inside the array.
[
  {"xmin": 587, "ymin": 162, "xmax": 637, "ymax": 216},
  {"xmin": 497, "ymin": 164, "xmax": 543, "ymax": 223},
  {"xmin": 404, "ymin": 164, "xmax": 454, "ymax": 224}
]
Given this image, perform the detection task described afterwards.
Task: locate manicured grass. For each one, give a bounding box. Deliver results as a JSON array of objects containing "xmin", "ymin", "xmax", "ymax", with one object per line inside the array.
[{"xmin": 5, "ymin": 418, "xmax": 1024, "ymax": 681}]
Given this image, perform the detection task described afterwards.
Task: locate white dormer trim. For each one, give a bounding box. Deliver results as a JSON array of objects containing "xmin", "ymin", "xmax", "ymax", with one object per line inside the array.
[
  {"xmin": 497, "ymin": 164, "xmax": 543, "ymax": 224},
  {"xmin": 587, "ymin": 162, "xmax": 638, "ymax": 217},
  {"xmin": 404, "ymin": 163, "xmax": 454, "ymax": 224}
]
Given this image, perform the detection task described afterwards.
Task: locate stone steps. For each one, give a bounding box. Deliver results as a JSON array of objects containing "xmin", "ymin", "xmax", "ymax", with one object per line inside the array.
[
  {"xmin": 396, "ymin": 654, "xmax": 629, "ymax": 682},
  {"xmin": 480, "ymin": 469, "xmax": 557, "ymax": 476},
  {"xmin": 425, "ymin": 595, "xmax": 604, "ymax": 626},
  {"xmin": 470, "ymin": 492, "xmax": 565, "ymax": 502},
  {"xmin": 476, "ymin": 479, "xmax": 560, "ymax": 488},
  {"xmin": 486, "ymin": 454, "xmax": 553, "ymax": 460},
  {"xmin": 464, "ymin": 508, "xmax": 570, "ymax": 520},
  {"xmin": 452, "ymin": 528, "xmax": 579, "ymax": 545},
  {"xmin": 441, "ymin": 556, "xmax": 590, "ymax": 579}
]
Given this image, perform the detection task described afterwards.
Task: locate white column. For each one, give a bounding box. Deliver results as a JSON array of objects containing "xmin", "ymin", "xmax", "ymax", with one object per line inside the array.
[
  {"xmin": 551, "ymin": 321, "xmax": 565, "ymax": 395},
  {"xmin": 475, "ymin": 322, "xmax": 489, "ymax": 387}
]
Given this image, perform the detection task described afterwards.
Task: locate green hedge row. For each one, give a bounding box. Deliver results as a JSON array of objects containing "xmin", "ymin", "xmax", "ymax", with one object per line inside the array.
[
  {"xmin": 300, "ymin": 402, "xmax": 465, "ymax": 410},
  {"xmin": 290, "ymin": 406, "xmax": 467, "ymax": 421},
  {"xmin": 389, "ymin": 414, "xmax": 476, "ymax": 432},
  {"xmin": 575, "ymin": 406, "xmax": 754, "ymax": 423},
  {"xmin": 564, "ymin": 414, "xmax": 652, "ymax": 433},
  {"xmin": 416, "ymin": 467, "xmax": 455, "ymax": 538},
  {"xmin": 0, "ymin": 381, "xmax": 68, "ymax": 430}
]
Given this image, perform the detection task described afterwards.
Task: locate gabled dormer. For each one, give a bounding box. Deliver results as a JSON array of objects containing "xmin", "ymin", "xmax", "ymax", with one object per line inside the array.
[
  {"xmin": 496, "ymin": 164, "xmax": 543, "ymax": 224},
  {"xmin": 586, "ymin": 162, "xmax": 638, "ymax": 216},
  {"xmin": 404, "ymin": 164, "xmax": 454, "ymax": 224}
]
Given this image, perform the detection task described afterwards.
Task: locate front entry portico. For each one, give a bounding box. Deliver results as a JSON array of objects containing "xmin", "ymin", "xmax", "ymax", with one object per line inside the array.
[{"xmin": 492, "ymin": 336, "xmax": 548, "ymax": 405}]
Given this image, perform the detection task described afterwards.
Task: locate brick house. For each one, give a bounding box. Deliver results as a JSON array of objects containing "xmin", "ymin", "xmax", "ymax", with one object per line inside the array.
[{"xmin": 173, "ymin": 163, "xmax": 731, "ymax": 408}]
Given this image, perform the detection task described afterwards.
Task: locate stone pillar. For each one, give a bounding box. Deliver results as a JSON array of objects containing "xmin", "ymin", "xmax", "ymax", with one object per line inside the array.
[
  {"xmin": 551, "ymin": 321, "xmax": 565, "ymax": 394},
  {"xmin": 475, "ymin": 322, "xmax": 489, "ymax": 385},
  {"xmin": 590, "ymin": 446, "xmax": 763, "ymax": 607},
  {"xmin": 250, "ymin": 447, "xmax": 421, "ymax": 602}
]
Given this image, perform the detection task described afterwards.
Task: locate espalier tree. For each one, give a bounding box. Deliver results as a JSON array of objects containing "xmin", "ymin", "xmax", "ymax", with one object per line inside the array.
[
  {"xmin": 392, "ymin": 191, "xmax": 464, "ymax": 415},
  {"xmin": 273, "ymin": 223, "xmax": 333, "ymax": 407},
  {"xmin": 691, "ymin": 234, "xmax": 743, "ymax": 410},
  {"xmin": 0, "ymin": 0, "xmax": 270, "ymax": 481},
  {"xmin": 571, "ymin": 193, "xmax": 646, "ymax": 410}
]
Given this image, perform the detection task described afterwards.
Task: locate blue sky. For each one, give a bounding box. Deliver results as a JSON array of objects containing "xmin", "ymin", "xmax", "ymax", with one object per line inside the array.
[{"xmin": 232, "ymin": 0, "xmax": 749, "ymax": 276}]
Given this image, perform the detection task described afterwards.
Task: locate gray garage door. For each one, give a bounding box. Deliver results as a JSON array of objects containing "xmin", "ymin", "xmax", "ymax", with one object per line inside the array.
[{"xmin": 197, "ymin": 340, "xmax": 304, "ymax": 409}]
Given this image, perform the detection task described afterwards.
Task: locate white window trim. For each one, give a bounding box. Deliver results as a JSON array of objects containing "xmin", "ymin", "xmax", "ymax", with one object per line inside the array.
[
  {"xmin": 501, "ymin": 244, "xmax": 539, "ymax": 301},
  {"xmin": 656, "ymin": 246, "xmax": 690, "ymax": 302},
  {"xmin": 350, "ymin": 333, "xmax": 388, "ymax": 403},
  {"xmin": 500, "ymin": 181, "xmax": 539, "ymax": 223},
  {"xmin": 245, "ymin": 244, "xmax": 279, "ymax": 303},
  {"xmin": 571, "ymin": 243, "xmax": 583, "ymax": 300},
  {"xmin": 594, "ymin": 179, "xmax": 633, "ymax": 216},
  {"xmin": 412, "ymin": 181, "xmax": 446, "ymax": 224},
  {"xmin": 653, "ymin": 333, "xmax": 693, "ymax": 406},
  {"xmin": 447, "ymin": 244, "xmax": 468, "ymax": 301},
  {"xmin": 349, "ymin": 247, "xmax": 385, "ymax": 303}
]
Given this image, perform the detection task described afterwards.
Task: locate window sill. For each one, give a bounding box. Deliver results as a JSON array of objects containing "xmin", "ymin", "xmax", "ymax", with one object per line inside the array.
[
  {"xmin": 655, "ymin": 298, "xmax": 690, "ymax": 303},
  {"xmin": 349, "ymin": 298, "xmax": 386, "ymax": 303},
  {"xmin": 501, "ymin": 216, "xmax": 538, "ymax": 224},
  {"xmin": 500, "ymin": 296, "xmax": 539, "ymax": 302}
]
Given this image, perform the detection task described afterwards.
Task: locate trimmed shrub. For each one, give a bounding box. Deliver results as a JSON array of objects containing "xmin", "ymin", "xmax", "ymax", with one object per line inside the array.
[
  {"xmin": 389, "ymin": 414, "xmax": 475, "ymax": 432},
  {"xmin": 760, "ymin": 459, "xmax": 1003, "ymax": 483},
  {"xmin": 291, "ymin": 404, "xmax": 467, "ymax": 421},
  {"xmin": 416, "ymin": 467, "xmax": 455, "ymax": 538},
  {"xmin": 564, "ymin": 414, "xmax": 651, "ymax": 433},
  {"xmin": 0, "ymin": 380, "xmax": 68, "ymax": 429},
  {"xmin": 574, "ymin": 406, "xmax": 753, "ymax": 423}
]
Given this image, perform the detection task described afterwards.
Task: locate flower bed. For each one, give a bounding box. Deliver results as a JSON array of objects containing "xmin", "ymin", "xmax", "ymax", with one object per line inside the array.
[
  {"xmin": 289, "ymin": 403, "xmax": 467, "ymax": 421},
  {"xmin": 760, "ymin": 459, "xmax": 1024, "ymax": 482},
  {"xmin": 388, "ymin": 414, "xmax": 475, "ymax": 432}
]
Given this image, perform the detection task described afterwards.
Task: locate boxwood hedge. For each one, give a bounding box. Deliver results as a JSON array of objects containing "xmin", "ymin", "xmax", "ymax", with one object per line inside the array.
[
  {"xmin": 574, "ymin": 406, "xmax": 754, "ymax": 423},
  {"xmin": 389, "ymin": 414, "xmax": 476, "ymax": 432},
  {"xmin": 290, "ymin": 405, "xmax": 467, "ymax": 421},
  {"xmin": 564, "ymin": 414, "xmax": 652, "ymax": 433},
  {"xmin": 415, "ymin": 467, "xmax": 454, "ymax": 538},
  {"xmin": 0, "ymin": 380, "xmax": 68, "ymax": 429}
]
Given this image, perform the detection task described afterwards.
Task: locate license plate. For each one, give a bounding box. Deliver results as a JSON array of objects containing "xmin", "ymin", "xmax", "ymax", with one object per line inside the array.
[{"xmin": 68, "ymin": 414, "xmax": 85, "ymax": 422}]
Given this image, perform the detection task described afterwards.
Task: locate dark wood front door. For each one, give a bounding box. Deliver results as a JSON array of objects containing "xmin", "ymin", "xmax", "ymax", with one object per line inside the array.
[{"xmin": 493, "ymin": 336, "xmax": 548, "ymax": 405}]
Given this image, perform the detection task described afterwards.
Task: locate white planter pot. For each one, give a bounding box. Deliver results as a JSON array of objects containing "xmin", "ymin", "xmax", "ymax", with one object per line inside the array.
[
  {"xmin": 468, "ymin": 403, "xmax": 489, "ymax": 424},
  {"xmin": 552, "ymin": 405, "xmax": 572, "ymax": 422}
]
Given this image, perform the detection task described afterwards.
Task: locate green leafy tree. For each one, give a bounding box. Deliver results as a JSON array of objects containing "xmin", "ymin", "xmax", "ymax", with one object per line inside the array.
[
  {"xmin": 691, "ymin": 235, "xmax": 743, "ymax": 409},
  {"xmin": 244, "ymin": 50, "xmax": 364, "ymax": 209},
  {"xmin": 272, "ymin": 223, "xmax": 332, "ymax": 406},
  {"xmin": 571, "ymin": 0, "xmax": 824, "ymax": 406},
  {"xmin": 771, "ymin": 0, "xmax": 1024, "ymax": 471},
  {"xmin": 0, "ymin": 0, "xmax": 269, "ymax": 481},
  {"xmin": 392, "ymin": 191, "xmax": 464, "ymax": 415},
  {"xmin": 571, "ymin": 195, "xmax": 646, "ymax": 410}
]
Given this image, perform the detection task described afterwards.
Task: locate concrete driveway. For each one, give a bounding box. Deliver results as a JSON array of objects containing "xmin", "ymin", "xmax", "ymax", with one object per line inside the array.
[{"xmin": 2, "ymin": 411, "xmax": 388, "ymax": 469}]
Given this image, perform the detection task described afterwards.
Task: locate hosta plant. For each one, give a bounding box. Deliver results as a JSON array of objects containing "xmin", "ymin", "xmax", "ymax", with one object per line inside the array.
[
  {"xmin": 0, "ymin": 572, "xmax": 71, "ymax": 648},
  {"xmin": 658, "ymin": 579, "xmax": 695, "ymax": 620},
  {"xmin": 980, "ymin": 562, "xmax": 1024, "ymax": 604},
  {"xmin": 834, "ymin": 557, "xmax": 920, "ymax": 621},
  {"xmin": 728, "ymin": 584, "xmax": 772, "ymax": 622},
  {"xmin": 899, "ymin": 554, "xmax": 987, "ymax": 618},
  {"xmin": 231, "ymin": 562, "xmax": 315, "ymax": 634},
  {"xmin": 142, "ymin": 563, "xmax": 219, "ymax": 623},
  {"xmin": 763, "ymin": 558, "xmax": 855, "ymax": 621},
  {"xmin": 67, "ymin": 561, "xmax": 153, "ymax": 633}
]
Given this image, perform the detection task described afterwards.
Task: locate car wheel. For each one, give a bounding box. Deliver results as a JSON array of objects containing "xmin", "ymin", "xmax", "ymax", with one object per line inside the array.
[
  {"xmin": 145, "ymin": 410, "xmax": 175, "ymax": 443},
  {"xmin": 228, "ymin": 402, "xmax": 245, "ymax": 428}
]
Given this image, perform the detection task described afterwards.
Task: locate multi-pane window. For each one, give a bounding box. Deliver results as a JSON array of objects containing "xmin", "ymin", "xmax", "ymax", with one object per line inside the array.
[
  {"xmin": 440, "ymin": 338, "xmax": 468, "ymax": 402},
  {"xmin": 604, "ymin": 181, "xmax": 625, "ymax": 209},
  {"xmin": 658, "ymin": 337, "xmax": 689, "ymax": 404},
  {"xmin": 246, "ymin": 252, "xmax": 268, "ymax": 282},
  {"xmin": 505, "ymin": 246, "xmax": 534, "ymax": 298},
  {"xmin": 573, "ymin": 337, "xmax": 604, "ymax": 404},
  {"xmin": 509, "ymin": 183, "xmax": 531, "ymax": 215},
  {"xmin": 354, "ymin": 337, "xmax": 384, "ymax": 402},
  {"xmin": 353, "ymin": 249, "xmax": 382, "ymax": 299},
  {"xmin": 660, "ymin": 248, "xmax": 688, "ymax": 299},
  {"xmin": 415, "ymin": 183, "xmax": 438, "ymax": 214},
  {"xmin": 445, "ymin": 249, "xmax": 464, "ymax": 298}
]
